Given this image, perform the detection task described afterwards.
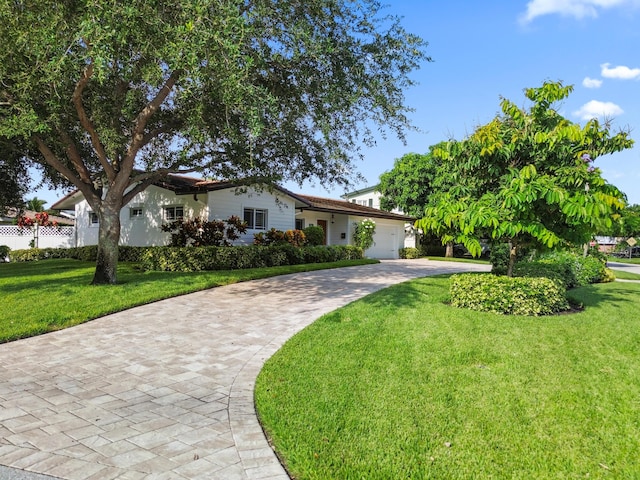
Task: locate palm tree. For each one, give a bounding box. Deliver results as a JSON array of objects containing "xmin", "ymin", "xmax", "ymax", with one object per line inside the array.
[{"xmin": 26, "ymin": 197, "xmax": 47, "ymax": 212}]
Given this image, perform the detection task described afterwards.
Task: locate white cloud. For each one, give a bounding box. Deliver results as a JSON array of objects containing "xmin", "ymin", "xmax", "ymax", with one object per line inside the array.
[
  {"xmin": 582, "ymin": 77, "xmax": 603, "ymax": 88},
  {"xmin": 520, "ymin": 0, "xmax": 637, "ymax": 24},
  {"xmin": 601, "ymin": 63, "xmax": 640, "ymax": 79},
  {"xmin": 573, "ymin": 100, "xmax": 624, "ymax": 120}
]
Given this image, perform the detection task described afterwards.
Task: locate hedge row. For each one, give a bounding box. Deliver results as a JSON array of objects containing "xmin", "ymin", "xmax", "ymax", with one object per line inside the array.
[
  {"xmin": 450, "ymin": 273, "xmax": 570, "ymax": 316},
  {"xmin": 140, "ymin": 245, "xmax": 363, "ymax": 271},
  {"xmin": 6, "ymin": 244, "xmax": 364, "ymax": 271},
  {"xmin": 8, "ymin": 245, "xmax": 146, "ymax": 263}
]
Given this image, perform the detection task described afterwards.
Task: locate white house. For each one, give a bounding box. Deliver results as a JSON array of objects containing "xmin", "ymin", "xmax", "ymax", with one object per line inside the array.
[
  {"xmin": 342, "ymin": 185, "xmax": 418, "ymax": 249},
  {"xmin": 52, "ymin": 175, "xmax": 415, "ymax": 259}
]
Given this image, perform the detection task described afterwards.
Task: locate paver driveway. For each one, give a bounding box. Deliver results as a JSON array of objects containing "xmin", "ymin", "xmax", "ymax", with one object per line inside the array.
[{"xmin": 0, "ymin": 259, "xmax": 490, "ymax": 480}]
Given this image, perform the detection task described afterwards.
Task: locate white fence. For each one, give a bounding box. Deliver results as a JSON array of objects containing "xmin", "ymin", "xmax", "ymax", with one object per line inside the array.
[{"xmin": 0, "ymin": 225, "xmax": 75, "ymax": 250}]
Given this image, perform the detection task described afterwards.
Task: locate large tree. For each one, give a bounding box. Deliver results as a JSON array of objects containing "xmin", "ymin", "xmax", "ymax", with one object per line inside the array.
[
  {"xmin": 0, "ymin": 0, "xmax": 428, "ymax": 284},
  {"xmin": 0, "ymin": 138, "xmax": 30, "ymax": 212},
  {"xmin": 377, "ymin": 145, "xmax": 461, "ymax": 256},
  {"xmin": 417, "ymin": 82, "xmax": 633, "ymax": 275}
]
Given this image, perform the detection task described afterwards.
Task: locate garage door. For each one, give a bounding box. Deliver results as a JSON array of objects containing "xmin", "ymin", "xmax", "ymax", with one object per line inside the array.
[{"xmin": 366, "ymin": 224, "xmax": 401, "ymax": 259}]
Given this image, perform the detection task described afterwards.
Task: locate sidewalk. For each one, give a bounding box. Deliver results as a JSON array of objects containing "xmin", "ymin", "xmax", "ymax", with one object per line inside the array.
[{"xmin": 0, "ymin": 259, "xmax": 490, "ymax": 480}]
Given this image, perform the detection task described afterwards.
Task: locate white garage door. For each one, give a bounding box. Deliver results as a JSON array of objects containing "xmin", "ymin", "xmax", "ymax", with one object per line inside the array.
[{"xmin": 366, "ymin": 224, "xmax": 401, "ymax": 259}]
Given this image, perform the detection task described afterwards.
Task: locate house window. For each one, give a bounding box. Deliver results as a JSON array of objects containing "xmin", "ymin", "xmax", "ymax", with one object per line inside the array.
[
  {"xmin": 130, "ymin": 207, "xmax": 143, "ymax": 219},
  {"xmin": 164, "ymin": 206, "xmax": 184, "ymax": 221},
  {"xmin": 244, "ymin": 208, "xmax": 267, "ymax": 230},
  {"xmin": 295, "ymin": 218, "xmax": 305, "ymax": 230},
  {"xmin": 368, "ymin": 199, "xmax": 373, "ymax": 207},
  {"xmin": 89, "ymin": 212, "xmax": 99, "ymax": 226}
]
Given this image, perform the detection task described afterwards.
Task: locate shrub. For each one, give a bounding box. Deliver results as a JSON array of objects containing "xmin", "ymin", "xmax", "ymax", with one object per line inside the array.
[
  {"xmin": 303, "ymin": 225, "xmax": 325, "ymax": 246},
  {"xmin": 161, "ymin": 216, "xmax": 247, "ymax": 247},
  {"xmin": 399, "ymin": 247, "xmax": 420, "ymax": 259},
  {"xmin": 516, "ymin": 250, "xmax": 608, "ymax": 288},
  {"xmin": 0, "ymin": 245, "xmax": 10, "ymax": 261},
  {"xmin": 141, "ymin": 244, "xmax": 364, "ymax": 271},
  {"xmin": 353, "ymin": 218, "xmax": 376, "ymax": 250},
  {"xmin": 450, "ymin": 273, "xmax": 570, "ymax": 316},
  {"xmin": 254, "ymin": 228, "xmax": 306, "ymax": 247}
]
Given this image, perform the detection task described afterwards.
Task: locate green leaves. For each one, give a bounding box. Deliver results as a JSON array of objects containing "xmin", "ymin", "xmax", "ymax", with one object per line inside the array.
[{"xmin": 416, "ymin": 81, "xmax": 633, "ymax": 268}]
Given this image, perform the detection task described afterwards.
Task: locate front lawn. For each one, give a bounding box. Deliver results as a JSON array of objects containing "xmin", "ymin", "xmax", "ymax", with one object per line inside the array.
[
  {"xmin": 256, "ymin": 276, "xmax": 640, "ymax": 479},
  {"xmin": 0, "ymin": 258, "xmax": 377, "ymax": 343}
]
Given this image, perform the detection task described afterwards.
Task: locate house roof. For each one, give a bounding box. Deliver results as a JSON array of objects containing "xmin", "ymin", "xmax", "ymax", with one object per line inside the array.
[
  {"xmin": 341, "ymin": 184, "xmax": 380, "ymax": 199},
  {"xmin": 0, "ymin": 208, "xmax": 75, "ymax": 225},
  {"xmin": 294, "ymin": 194, "xmax": 414, "ymax": 222},
  {"xmin": 51, "ymin": 174, "xmax": 414, "ymax": 222}
]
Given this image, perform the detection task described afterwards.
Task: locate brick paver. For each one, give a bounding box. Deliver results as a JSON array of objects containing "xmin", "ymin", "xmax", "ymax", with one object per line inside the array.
[{"xmin": 0, "ymin": 259, "xmax": 489, "ymax": 479}]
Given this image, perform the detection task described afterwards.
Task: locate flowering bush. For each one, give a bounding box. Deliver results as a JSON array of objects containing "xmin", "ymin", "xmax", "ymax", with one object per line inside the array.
[
  {"xmin": 353, "ymin": 218, "xmax": 376, "ymax": 251},
  {"xmin": 17, "ymin": 212, "xmax": 59, "ymax": 248}
]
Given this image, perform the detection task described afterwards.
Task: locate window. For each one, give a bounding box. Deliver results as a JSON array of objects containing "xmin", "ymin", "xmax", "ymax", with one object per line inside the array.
[
  {"xmin": 130, "ymin": 207, "xmax": 143, "ymax": 219},
  {"xmin": 295, "ymin": 218, "xmax": 305, "ymax": 230},
  {"xmin": 164, "ymin": 206, "xmax": 184, "ymax": 221},
  {"xmin": 89, "ymin": 212, "xmax": 99, "ymax": 226},
  {"xmin": 368, "ymin": 198, "xmax": 373, "ymax": 207},
  {"xmin": 244, "ymin": 208, "xmax": 267, "ymax": 230},
  {"xmin": 357, "ymin": 200, "xmax": 367, "ymax": 206}
]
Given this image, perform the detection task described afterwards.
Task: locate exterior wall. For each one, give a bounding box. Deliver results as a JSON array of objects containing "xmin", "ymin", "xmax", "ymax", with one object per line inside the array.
[
  {"xmin": 344, "ymin": 187, "xmax": 417, "ymax": 250},
  {"xmin": 296, "ymin": 211, "xmax": 406, "ymax": 259},
  {"xmin": 345, "ymin": 188, "xmax": 381, "ymax": 209},
  {"xmin": 348, "ymin": 215, "xmax": 405, "ymax": 259},
  {"xmin": 296, "ymin": 212, "xmax": 346, "ymax": 246},
  {"xmin": 75, "ymin": 185, "xmax": 208, "ymax": 247},
  {"xmin": 207, "ymin": 187, "xmax": 296, "ymax": 245}
]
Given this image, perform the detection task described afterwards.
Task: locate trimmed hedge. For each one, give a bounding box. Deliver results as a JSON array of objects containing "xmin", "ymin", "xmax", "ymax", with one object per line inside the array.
[
  {"xmin": 450, "ymin": 273, "xmax": 570, "ymax": 316},
  {"xmin": 8, "ymin": 245, "xmax": 149, "ymax": 263},
  {"xmin": 7, "ymin": 244, "xmax": 364, "ymax": 271},
  {"xmin": 515, "ymin": 251, "xmax": 610, "ymax": 288},
  {"xmin": 399, "ymin": 247, "xmax": 420, "ymax": 259},
  {"xmin": 140, "ymin": 244, "xmax": 364, "ymax": 271}
]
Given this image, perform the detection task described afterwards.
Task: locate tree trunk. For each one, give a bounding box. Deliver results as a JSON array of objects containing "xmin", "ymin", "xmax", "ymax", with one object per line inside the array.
[
  {"xmin": 92, "ymin": 201, "xmax": 121, "ymax": 285},
  {"xmin": 445, "ymin": 241, "xmax": 454, "ymax": 258},
  {"xmin": 507, "ymin": 241, "xmax": 517, "ymax": 277}
]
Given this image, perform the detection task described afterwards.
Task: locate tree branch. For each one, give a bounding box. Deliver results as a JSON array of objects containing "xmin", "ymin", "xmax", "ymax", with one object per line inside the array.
[
  {"xmin": 122, "ymin": 70, "xmax": 181, "ymax": 172},
  {"xmin": 72, "ymin": 63, "xmax": 115, "ymax": 180},
  {"xmin": 58, "ymin": 130, "xmax": 94, "ymax": 185},
  {"xmin": 32, "ymin": 134, "xmax": 99, "ymax": 205}
]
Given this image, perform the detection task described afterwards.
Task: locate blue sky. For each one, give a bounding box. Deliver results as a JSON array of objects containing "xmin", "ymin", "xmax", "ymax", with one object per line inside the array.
[{"xmin": 34, "ymin": 0, "xmax": 640, "ymax": 207}]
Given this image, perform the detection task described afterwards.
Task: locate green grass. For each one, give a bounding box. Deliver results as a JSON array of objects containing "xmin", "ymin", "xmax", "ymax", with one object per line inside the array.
[
  {"xmin": 0, "ymin": 258, "xmax": 377, "ymax": 343},
  {"xmin": 426, "ymin": 255, "xmax": 490, "ymax": 265},
  {"xmin": 608, "ymin": 256, "xmax": 640, "ymax": 264},
  {"xmin": 611, "ymin": 269, "xmax": 640, "ymax": 280},
  {"xmin": 256, "ymin": 276, "xmax": 640, "ymax": 479}
]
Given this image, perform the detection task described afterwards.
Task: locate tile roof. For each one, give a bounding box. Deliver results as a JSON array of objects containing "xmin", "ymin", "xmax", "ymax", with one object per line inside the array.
[{"xmin": 295, "ymin": 194, "xmax": 414, "ymax": 221}]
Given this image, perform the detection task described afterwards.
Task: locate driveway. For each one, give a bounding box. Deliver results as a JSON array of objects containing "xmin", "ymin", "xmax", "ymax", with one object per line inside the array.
[
  {"xmin": 607, "ymin": 261, "xmax": 640, "ymax": 276},
  {"xmin": 0, "ymin": 259, "xmax": 490, "ymax": 480}
]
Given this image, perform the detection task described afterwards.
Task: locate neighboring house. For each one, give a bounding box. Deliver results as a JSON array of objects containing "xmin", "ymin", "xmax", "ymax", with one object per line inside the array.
[
  {"xmin": 52, "ymin": 175, "xmax": 414, "ymax": 259},
  {"xmin": 342, "ymin": 185, "xmax": 419, "ymax": 249}
]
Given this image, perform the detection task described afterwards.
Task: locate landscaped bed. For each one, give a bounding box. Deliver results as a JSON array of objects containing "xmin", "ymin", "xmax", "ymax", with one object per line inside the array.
[{"xmin": 255, "ymin": 275, "xmax": 640, "ymax": 479}]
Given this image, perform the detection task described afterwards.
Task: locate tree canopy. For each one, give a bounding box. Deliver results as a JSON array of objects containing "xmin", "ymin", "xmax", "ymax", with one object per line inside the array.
[
  {"xmin": 378, "ymin": 150, "xmax": 440, "ymax": 217},
  {"xmin": 0, "ymin": 0, "xmax": 428, "ymax": 283},
  {"xmin": 416, "ymin": 81, "xmax": 633, "ymax": 274},
  {"xmin": 0, "ymin": 145, "xmax": 29, "ymax": 212}
]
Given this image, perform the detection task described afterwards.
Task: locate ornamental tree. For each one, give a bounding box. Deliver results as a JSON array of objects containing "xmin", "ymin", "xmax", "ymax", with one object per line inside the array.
[
  {"xmin": 0, "ymin": 0, "xmax": 429, "ymax": 284},
  {"xmin": 419, "ymin": 81, "xmax": 633, "ymax": 275}
]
